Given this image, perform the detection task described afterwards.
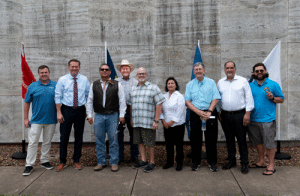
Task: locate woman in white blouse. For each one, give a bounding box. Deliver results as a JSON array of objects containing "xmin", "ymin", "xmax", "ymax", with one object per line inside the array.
[{"xmin": 160, "ymin": 77, "xmax": 186, "ymax": 171}]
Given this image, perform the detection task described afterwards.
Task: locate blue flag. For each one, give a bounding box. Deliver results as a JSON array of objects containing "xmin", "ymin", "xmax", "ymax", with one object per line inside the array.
[
  {"xmin": 186, "ymin": 42, "xmax": 203, "ymax": 139},
  {"xmin": 107, "ymin": 50, "xmax": 117, "ymax": 79}
]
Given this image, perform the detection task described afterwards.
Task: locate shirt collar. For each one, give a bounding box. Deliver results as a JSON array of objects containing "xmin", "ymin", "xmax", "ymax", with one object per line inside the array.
[
  {"xmin": 136, "ymin": 81, "xmax": 150, "ymax": 87},
  {"xmin": 38, "ymin": 79, "xmax": 52, "ymax": 86},
  {"xmin": 100, "ymin": 78, "xmax": 112, "ymax": 83},
  {"xmin": 254, "ymin": 78, "xmax": 269, "ymax": 86},
  {"xmin": 68, "ymin": 73, "xmax": 80, "ymax": 79},
  {"xmin": 225, "ymin": 74, "xmax": 238, "ymax": 81},
  {"xmin": 121, "ymin": 76, "xmax": 131, "ymax": 81},
  {"xmin": 196, "ymin": 77, "xmax": 206, "ymax": 85}
]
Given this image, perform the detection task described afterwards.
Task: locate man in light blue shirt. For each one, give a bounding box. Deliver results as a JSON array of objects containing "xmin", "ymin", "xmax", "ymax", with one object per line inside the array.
[
  {"xmin": 248, "ymin": 63, "xmax": 284, "ymax": 175},
  {"xmin": 55, "ymin": 59, "xmax": 90, "ymax": 172},
  {"xmin": 23, "ymin": 65, "xmax": 57, "ymax": 176},
  {"xmin": 185, "ymin": 62, "xmax": 220, "ymax": 172}
]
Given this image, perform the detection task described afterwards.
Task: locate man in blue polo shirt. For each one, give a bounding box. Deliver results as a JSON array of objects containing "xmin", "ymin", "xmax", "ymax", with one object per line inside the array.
[
  {"xmin": 185, "ymin": 62, "xmax": 221, "ymax": 172},
  {"xmin": 23, "ymin": 65, "xmax": 57, "ymax": 176},
  {"xmin": 248, "ymin": 63, "xmax": 284, "ymax": 175}
]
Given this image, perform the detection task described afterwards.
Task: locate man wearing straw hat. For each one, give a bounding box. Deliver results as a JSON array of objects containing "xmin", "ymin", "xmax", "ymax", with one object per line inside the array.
[{"xmin": 116, "ymin": 60, "xmax": 139, "ymax": 164}]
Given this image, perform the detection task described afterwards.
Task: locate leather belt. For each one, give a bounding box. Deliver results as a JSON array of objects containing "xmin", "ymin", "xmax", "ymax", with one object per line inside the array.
[
  {"xmin": 222, "ymin": 109, "xmax": 245, "ymax": 115},
  {"xmin": 62, "ymin": 104, "xmax": 84, "ymax": 109}
]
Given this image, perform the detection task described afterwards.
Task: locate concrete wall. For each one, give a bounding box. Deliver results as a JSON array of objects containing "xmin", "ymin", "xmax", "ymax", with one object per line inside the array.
[{"xmin": 0, "ymin": 0, "xmax": 299, "ymax": 143}]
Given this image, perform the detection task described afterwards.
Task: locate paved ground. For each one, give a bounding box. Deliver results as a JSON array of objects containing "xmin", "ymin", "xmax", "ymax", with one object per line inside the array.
[{"xmin": 1, "ymin": 166, "xmax": 300, "ymax": 196}]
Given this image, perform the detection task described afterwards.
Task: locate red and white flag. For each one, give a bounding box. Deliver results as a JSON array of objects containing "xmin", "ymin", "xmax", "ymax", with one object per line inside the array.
[{"xmin": 21, "ymin": 45, "xmax": 36, "ymax": 99}]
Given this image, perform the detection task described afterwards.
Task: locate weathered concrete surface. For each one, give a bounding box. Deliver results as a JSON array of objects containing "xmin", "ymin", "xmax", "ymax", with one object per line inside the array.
[
  {"xmin": 0, "ymin": 166, "xmax": 46, "ymax": 195},
  {"xmin": 232, "ymin": 166, "xmax": 300, "ymax": 196},
  {"xmin": 132, "ymin": 167, "xmax": 242, "ymax": 196},
  {"xmin": 1, "ymin": 166, "xmax": 300, "ymax": 196},
  {"xmin": 22, "ymin": 166, "xmax": 136, "ymax": 195},
  {"xmin": 1, "ymin": 0, "xmax": 300, "ymax": 142}
]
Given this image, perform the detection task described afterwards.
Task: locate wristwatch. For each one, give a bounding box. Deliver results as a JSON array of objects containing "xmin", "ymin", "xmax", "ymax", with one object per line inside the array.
[
  {"xmin": 153, "ymin": 120, "xmax": 159, "ymax": 123},
  {"xmin": 207, "ymin": 109, "xmax": 213, "ymax": 113}
]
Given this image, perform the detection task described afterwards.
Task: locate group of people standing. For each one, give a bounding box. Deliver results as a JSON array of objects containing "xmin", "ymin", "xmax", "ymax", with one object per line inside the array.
[{"xmin": 22, "ymin": 59, "xmax": 284, "ymax": 177}]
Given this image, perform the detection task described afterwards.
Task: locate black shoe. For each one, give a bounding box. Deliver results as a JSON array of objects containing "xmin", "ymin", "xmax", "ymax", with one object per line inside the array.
[
  {"xmin": 209, "ymin": 164, "xmax": 218, "ymax": 172},
  {"xmin": 163, "ymin": 163, "xmax": 174, "ymax": 169},
  {"xmin": 176, "ymin": 164, "xmax": 183, "ymax": 171},
  {"xmin": 23, "ymin": 166, "xmax": 33, "ymax": 176},
  {"xmin": 241, "ymin": 164, "xmax": 249, "ymax": 174},
  {"xmin": 222, "ymin": 161, "xmax": 236, "ymax": 170},
  {"xmin": 191, "ymin": 162, "xmax": 200, "ymax": 171},
  {"xmin": 144, "ymin": 164, "xmax": 156, "ymax": 173},
  {"xmin": 41, "ymin": 162, "xmax": 53, "ymax": 170},
  {"xmin": 133, "ymin": 161, "xmax": 148, "ymax": 169}
]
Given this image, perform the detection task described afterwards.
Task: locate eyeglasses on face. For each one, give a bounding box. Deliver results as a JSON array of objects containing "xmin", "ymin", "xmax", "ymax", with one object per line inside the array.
[
  {"xmin": 100, "ymin": 68, "xmax": 110, "ymax": 72},
  {"xmin": 255, "ymin": 69, "xmax": 265, "ymax": 73},
  {"xmin": 137, "ymin": 73, "xmax": 147, "ymax": 76}
]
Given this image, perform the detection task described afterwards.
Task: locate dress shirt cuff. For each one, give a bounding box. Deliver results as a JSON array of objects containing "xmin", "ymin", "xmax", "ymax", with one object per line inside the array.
[
  {"xmin": 119, "ymin": 112, "xmax": 125, "ymax": 118},
  {"xmin": 245, "ymin": 107, "xmax": 253, "ymax": 112},
  {"xmin": 87, "ymin": 113, "xmax": 93, "ymax": 119},
  {"xmin": 171, "ymin": 117, "xmax": 180, "ymax": 123}
]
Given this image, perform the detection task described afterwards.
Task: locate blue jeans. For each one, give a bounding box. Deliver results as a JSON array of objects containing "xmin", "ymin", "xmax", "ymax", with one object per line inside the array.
[
  {"xmin": 94, "ymin": 112, "xmax": 119, "ymax": 165},
  {"xmin": 118, "ymin": 107, "xmax": 139, "ymax": 161}
]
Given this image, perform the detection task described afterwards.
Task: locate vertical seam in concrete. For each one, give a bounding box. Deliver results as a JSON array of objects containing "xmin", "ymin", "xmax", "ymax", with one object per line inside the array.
[
  {"xmin": 230, "ymin": 169, "xmax": 246, "ymax": 196},
  {"xmin": 18, "ymin": 169, "xmax": 48, "ymax": 195},
  {"xmin": 287, "ymin": 0, "xmax": 290, "ymax": 137},
  {"xmin": 130, "ymin": 169, "xmax": 139, "ymax": 195}
]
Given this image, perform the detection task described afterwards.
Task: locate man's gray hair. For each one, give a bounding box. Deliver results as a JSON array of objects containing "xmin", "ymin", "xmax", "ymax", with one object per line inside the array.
[{"xmin": 194, "ymin": 62, "xmax": 205, "ymax": 69}]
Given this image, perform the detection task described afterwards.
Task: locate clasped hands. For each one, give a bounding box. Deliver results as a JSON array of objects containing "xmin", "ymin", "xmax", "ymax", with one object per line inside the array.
[{"xmin": 198, "ymin": 110, "xmax": 211, "ymax": 121}]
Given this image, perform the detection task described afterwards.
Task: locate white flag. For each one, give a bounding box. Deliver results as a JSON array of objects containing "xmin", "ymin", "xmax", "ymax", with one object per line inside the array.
[{"xmin": 263, "ymin": 41, "xmax": 281, "ymax": 87}]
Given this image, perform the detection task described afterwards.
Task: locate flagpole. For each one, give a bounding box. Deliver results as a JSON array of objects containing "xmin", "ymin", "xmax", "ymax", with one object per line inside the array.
[
  {"xmin": 12, "ymin": 44, "xmax": 27, "ymax": 159},
  {"xmin": 105, "ymin": 42, "xmax": 107, "ymax": 64},
  {"xmin": 104, "ymin": 41, "xmax": 110, "ymax": 158}
]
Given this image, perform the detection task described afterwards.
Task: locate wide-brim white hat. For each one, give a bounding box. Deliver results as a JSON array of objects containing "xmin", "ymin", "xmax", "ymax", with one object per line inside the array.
[{"xmin": 116, "ymin": 59, "xmax": 135, "ymax": 72}]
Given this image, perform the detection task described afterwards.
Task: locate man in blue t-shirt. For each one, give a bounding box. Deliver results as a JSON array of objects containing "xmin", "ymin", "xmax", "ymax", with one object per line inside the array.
[
  {"xmin": 23, "ymin": 65, "xmax": 57, "ymax": 176},
  {"xmin": 248, "ymin": 63, "xmax": 284, "ymax": 175}
]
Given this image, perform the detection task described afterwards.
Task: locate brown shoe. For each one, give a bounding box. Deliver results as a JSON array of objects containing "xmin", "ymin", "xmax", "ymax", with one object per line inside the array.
[
  {"xmin": 56, "ymin": 163, "xmax": 67, "ymax": 172},
  {"xmin": 111, "ymin": 165, "xmax": 119, "ymax": 172},
  {"xmin": 94, "ymin": 164, "xmax": 107, "ymax": 171},
  {"xmin": 74, "ymin": 162, "xmax": 82, "ymax": 170}
]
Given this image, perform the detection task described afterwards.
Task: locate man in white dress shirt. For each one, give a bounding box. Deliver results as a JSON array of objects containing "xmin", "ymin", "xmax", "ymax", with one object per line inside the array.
[
  {"xmin": 86, "ymin": 63, "xmax": 126, "ymax": 172},
  {"xmin": 217, "ymin": 61, "xmax": 254, "ymax": 174}
]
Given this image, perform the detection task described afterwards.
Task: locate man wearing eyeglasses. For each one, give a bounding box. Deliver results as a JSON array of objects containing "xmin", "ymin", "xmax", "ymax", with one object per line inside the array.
[
  {"xmin": 248, "ymin": 63, "xmax": 284, "ymax": 175},
  {"xmin": 86, "ymin": 63, "xmax": 126, "ymax": 172},
  {"xmin": 185, "ymin": 62, "xmax": 221, "ymax": 172},
  {"xmin": 217, "ymin": 61, "xmax": 254, "ymax": 174},
  {"xmin": 129, "ymin": 67, "xmax": 165, "ymax": 173}
]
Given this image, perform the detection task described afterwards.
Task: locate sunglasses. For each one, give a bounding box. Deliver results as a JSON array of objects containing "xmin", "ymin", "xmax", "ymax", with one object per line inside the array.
[
  {"xmin": 100, "ymin": 68, "xmax": 110, "ymax": 71},
  {"xmin": 255, "ymin": 69, "xmax": 265, "ymax": 73}
]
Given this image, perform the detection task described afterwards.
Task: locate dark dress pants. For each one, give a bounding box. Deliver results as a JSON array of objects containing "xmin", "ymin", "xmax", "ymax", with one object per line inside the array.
[
  {"xmin": 190, "ymin": 110, "xmax": 218, "ymax": 165},
  {"xmin": 59, "ymin": 105, "xmax": 86, "ymax": 163},
  {"xmin": 164, "ymin": 123, "xmax": 185, "ymax": 165},
  {"xmin": 118, "ymin": 107, "xmax": 139, "ymax": 161},
  {"xmin": 220, "ymin": 110, "xmax": 248, "ymax": 165}
]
